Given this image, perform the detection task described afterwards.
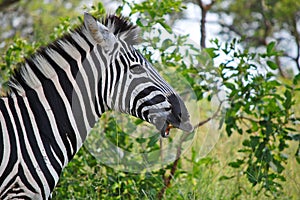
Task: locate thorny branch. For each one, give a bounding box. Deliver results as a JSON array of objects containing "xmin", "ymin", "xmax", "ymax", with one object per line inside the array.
[
  {"xmin": 197, "ymin": 0, "xmax": 216, "ymax": 48},
  {"xmin": 158, "ymin": 101, "xmax": 223, "ymax": 199}
]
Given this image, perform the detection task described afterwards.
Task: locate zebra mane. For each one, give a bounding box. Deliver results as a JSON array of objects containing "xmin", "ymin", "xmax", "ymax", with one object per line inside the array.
[
  {"xmin": 5, "ymin": 14, "xmax": 140, "ymax": 96},
  {"xmin": 103, "ymin": 15, "xmax": 140, "ymax": 45}
]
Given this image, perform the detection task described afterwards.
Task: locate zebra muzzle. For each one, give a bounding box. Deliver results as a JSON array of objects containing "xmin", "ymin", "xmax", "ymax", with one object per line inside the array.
[{"xmin": 156, "ymin": 116, "xmax": 194, "ymax": 138}]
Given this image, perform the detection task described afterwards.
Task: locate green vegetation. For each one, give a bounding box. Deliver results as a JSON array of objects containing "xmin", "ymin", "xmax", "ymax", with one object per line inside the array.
[{"xmin": 0, "ymin": 0, "xmax": 299, "ymax": 199}]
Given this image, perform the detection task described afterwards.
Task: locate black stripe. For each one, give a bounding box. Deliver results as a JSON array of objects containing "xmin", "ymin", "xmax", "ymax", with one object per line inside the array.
[
  {"xmin": 109, "ymin": 62, "xmax": 114, "ymax": 98},
  {"xmin": 82, "ymin": 55, "xmax": 97, "ymax": 121},
  {"xmin": 49, "ymin": 43, "xmax": 79, "ymax": 79},
  {"xmin": 67, "ymin": 35, "xmax": 86, "ymax": 63},
  {"xmin": 7, "ymin": 98, "xmax": 45, "ymax": 197},
  {"xmin": 14, "ymin": 96, "xmax": 47, "ymax": 197},
  {"xmin": 103, "ymin": 68, "xmax": 110, "ymax": 109},
  {"xmin": 77, "ymin": 31, "xmax": 94, "ymax": 50},
  {"xmin": 24, "ymin": 88, "xmax": 65, "ymax": 172},
  {"xmin": 0, "ymin": 99, "xmax": 18, "ymax": 188},
  {"xmin": 26, "ymin": 59, "xmax": 76, "ymax": 159},
  {"xmin": 129, "ymin": 85, "xmax": 159, "ymax": 116},
  {"xmin": 43, "ymin": 53, "xmax": 74, "ymax": 105},
  {"xmin": 97, "ymin": 79, "xmax": 106, "ymax": 114},
  {"xmin": 42, "ymin": 53, "xmax": 87, "ymax": 140},
  {"xmin": 136, "ymin": 94, "xmax": 166, "ymax": 120},
  {"xmin": 111, "ymin": 59, "xmax": 126, "ymax": 111},
  {"xmin": 64, "ymin": 36, "xmax": 96, "ymax": 127},
  {"xmin": 90, "ymin": 49, "xmax": 102, "ymax": 116},
  {"xmin": 0, "ymin": 111, "xmax": 3, "ymax": 166}
]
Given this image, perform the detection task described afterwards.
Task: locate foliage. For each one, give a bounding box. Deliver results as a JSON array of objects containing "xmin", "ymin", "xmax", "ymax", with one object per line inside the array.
[
  {"xmin": 212, "ymin": 0, "xmax": 300, "ymax": 75},
  {"xmin": 206, "ymin": 39, "xmax": 300, "ymax": 197},
  {"xmin": 0, "ymin": 38, "xmax": 40, "ymax": 93},
  {"xmin": 55, "ymin": 2, "xmax": 300, "ymax": 198},
  {"xmin": 0, "ymin": 0, "xmax": 299, "ymax": 199}
]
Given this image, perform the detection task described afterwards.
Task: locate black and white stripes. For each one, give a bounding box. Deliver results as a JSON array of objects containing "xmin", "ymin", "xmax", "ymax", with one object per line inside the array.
[{"xmin": 0, "ymin": 13, "xmax": 193, "ymax": 199}]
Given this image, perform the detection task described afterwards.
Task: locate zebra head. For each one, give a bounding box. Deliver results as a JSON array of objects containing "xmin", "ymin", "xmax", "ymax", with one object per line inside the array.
[{"xmin": 84, "ymin": 13, "xmax": 193, "ymax": 137}]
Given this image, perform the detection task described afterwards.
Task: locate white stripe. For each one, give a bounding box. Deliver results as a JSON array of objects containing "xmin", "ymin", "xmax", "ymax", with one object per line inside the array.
[
  {"xmin": 129, "ymin": 82, "xmax": 154, "ymax": 109},
  {"xmin": 24, "ymin": 98, "xmax": 63, "ymax": 177},
  {"xmin": 35, "ymin": 50, "xmax": 83, "ymax": 151},
  {"xmin": 86, "ymin": 47, "xmax": 101, "ymax": 116},
  {"xmin": 24, "ymin": 71, "xmax": 69, "ymax": 167},
  {"xmin": 21, "ymin": 63, "xmax": 42, "ymax": 89},
  {"xmin": 5, "ymin": 177, "xmax": 39, "ymax": 200},
  {"xmin": 0, "ymin": 106, "xmax": 10, "ymax": 177},
  {"xmin": 135, "ymin": 90, "xmax": 167, "ymax": 109},
  {"xmin": 140, "ymin": 101, "xmax": 171, "ymax": 115},
  {"xmin": 59, "ymin": 40, "xmax": 97, "ymax": 127},
  {"xmin": 0, "ymin": 98, "xmax": 20, "ymax": 194},
  {"xmin": 46, "ymin": 47, "xmax": 91, "ymax": 138},
  {"xmin": 93, "ymin": 47, "xmax": 109, "ymax": 113},
  {"xmin": 78, "ymin": 55, "xmax": 99, "ymax": 121},
  {"xmin": 33, "ymin": 55, "xmax": 56, "ymax": 79},
  {"xmin": 11, "ymin": 95, "xmax": 46, "ymax": 197}
]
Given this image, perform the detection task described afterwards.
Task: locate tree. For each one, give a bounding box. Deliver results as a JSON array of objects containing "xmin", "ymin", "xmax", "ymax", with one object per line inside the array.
[
  {"xmin": 0, "ymin": 0, "xmax": 299, "ymax": 199},
  {"xmin": 212, "ymin": 0, "xmax": 300, "ymax": 77}
]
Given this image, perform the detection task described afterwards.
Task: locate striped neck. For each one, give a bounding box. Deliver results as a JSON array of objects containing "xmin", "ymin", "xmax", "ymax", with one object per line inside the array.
[{"xmin": 8, "ymin": 28, "xmax": 110, "ymax": 164}]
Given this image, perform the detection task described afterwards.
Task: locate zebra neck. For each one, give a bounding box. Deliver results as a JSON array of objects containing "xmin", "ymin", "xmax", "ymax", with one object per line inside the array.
[{"xmin": 7, "ymin": 30, "xmax": 111, "ymax": 162}]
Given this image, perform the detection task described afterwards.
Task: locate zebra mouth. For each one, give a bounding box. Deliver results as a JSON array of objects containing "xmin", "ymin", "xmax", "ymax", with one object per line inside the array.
[
  {"xmin": 160, "ymin": 122, "xmax": 173, "ymax": 138},
  {"xmin": 154, "ymin": 116, "xmax": 194, "ymax": 138},
  {"xmin": 146, "ymin": 94, "xmax": 193, "ymax": 137}
]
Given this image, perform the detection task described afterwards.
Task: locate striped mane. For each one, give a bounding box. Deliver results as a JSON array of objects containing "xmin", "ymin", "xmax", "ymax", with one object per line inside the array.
[
  {"xmin": 6, "ymin": 14, "xmax": 140, "ymax": 96},
  {"xmin": 103, "ymin": 15, "xmax": 140, "ymax": 44}
]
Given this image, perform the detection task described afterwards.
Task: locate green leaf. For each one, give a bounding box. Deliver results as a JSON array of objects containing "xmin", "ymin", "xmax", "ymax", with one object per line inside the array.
[
  {"xmin": 266, "ymin": 60, "xmax": 278, "ymax": 70},
  {"xmin": 293, "ymin": 73, "xmax": 300, "ymax": 85},
  {"xmin": 161, "ymin": 39, "xmax": 173, "ymax": 51},
  {"xmin": 219, "ymin": 175, "xmax": 235, "ymax": 181},
  {"xmin": 283, "ymin": 89, "xmax": 292, "ymax": 109},
  {"xmin": 224, "ymin": 82, "xmax": 236, "ymax": 91},
  {"xmin": 228, "ymin": 159, "xmax": 244, "ymax": 168},
  {"xmin": 218, "ymin": 116, "xmax": 225, "ymax": 130},
  {"xmin": 267, "ymin": 41, "xmax": 276, "ymax": 55},
  {"xmin": 197, "ymin": 157, "xmax": 213, "ymax": 165},
  {"xmin": 295, "ymin": 143, "xmax": 300, "ymax": 164},
  {"xmin": 159, "ymin": 21, "xmax": 172, "ymax": 33},
  {"xmin": 205, "ymin": 47, "xmax": 218, "ymax": 58},
  {"xmin": 290, "ymin": 134, "xmax": 300, "ymax": 141},
  {"xmin": 136, "ymin": 18, "xmax": 144, "ymax": 27},
  {"xmin": 270, "ymin": 159, "xmax": 284, "ymax": 173},
  {"xmin": 134, "ymin": 118, "xmax": 144, "ymax": 125},
  {"xmin": 147, "ymin": 134, "xmax": 160, "ymax": 147}
]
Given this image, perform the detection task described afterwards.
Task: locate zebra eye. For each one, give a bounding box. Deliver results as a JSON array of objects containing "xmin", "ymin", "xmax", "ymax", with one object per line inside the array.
[{"xmin": 129, "ymin": 64, "xmax": 145, "ymax": 74}]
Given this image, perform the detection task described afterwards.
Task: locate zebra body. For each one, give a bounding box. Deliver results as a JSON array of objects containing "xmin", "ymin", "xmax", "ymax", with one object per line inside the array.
[{"xmin": 0, "ymin": 13, "xmax": 193, "ymax": 199}]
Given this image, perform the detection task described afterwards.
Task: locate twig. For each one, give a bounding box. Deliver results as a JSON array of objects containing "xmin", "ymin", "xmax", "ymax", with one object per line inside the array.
[
  {"xmin": 194, "ymin": 100, "xmax": 223, "ymax": 129},
  {"xmin": 157, "ymin": 101, "xmax": 223, "ymax": 199},
  {"xmin": 197, "ymin": 0, "xmax": 216, "ymax": 48},
  {"xmin": 239, "ymin": 116, "xmax": 259, "ymax": 123}
]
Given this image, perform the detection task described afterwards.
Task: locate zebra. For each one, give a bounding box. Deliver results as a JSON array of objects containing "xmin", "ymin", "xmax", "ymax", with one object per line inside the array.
[{"xmin": 0, "ymin": 13, "xmax": 193, "ymax": 199}]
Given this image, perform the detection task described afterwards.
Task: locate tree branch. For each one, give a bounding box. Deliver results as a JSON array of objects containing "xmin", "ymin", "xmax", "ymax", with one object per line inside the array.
[
  {"xmin": 158, "ymin": 100, "xmax": 223, "ymax": 199},
  {"xmin": 0, "ymin": 0, "xmax": 19, "ymax": 11},
  {"xmin": 196, "ymin": 0, "xmax": 216, "ymax": 48},
  {"xmin": 291, "ymin": 16, "xmax": 300, "ymax": 72}
]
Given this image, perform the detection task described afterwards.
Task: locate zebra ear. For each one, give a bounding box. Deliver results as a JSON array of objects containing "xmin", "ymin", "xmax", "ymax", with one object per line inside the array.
[{"xmin": 84, "ymin": 12, "xmax": 116, "ymax": 45}]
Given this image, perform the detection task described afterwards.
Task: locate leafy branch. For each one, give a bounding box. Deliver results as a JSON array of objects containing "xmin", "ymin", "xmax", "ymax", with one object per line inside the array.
[{"xmin": 158, "ymin": 100, "xmax": 224, "ymax": 199}]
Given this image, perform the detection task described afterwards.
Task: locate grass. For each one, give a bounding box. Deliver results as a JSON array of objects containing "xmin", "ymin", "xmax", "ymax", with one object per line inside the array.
[
  {"xmin": 163, "ymin": 131, "xmax": 300, "ymax": 200},
  {"xmin": 52, "ymin": 102, "xmax": 300, "ymax": 199}
]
